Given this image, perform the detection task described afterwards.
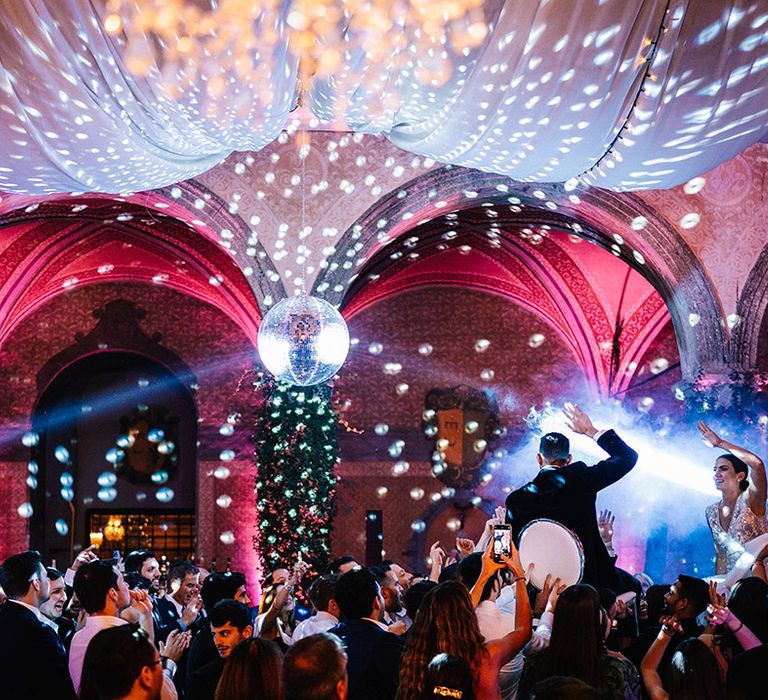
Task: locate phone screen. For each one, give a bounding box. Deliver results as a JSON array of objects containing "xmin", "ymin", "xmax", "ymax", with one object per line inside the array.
[{"xmin": 493, "ymin": 525, "xmax": 512, "ymax": 562}]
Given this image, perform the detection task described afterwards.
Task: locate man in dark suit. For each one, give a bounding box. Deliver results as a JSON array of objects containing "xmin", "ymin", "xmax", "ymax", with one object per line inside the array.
[
  {"xmin": 505, "ymin": 403, "xmax": 638, "ymax": 591},
  {"xmin": 328, "ymin": 567, "xmax": 404, "ymax": 700},
  {"xmin": 154, "ymin": 560, "xmax": 203, "ymax": 641},
  {"xmin": 0, "ymin": 550, "xmax": 75, "ymax": 699},
  {"xmin": 41, "ymin": 567, "xmax": 77, "ymax": 651},
  {"xmin": 188, "ymin": 600, "xmax": 253, "ymax": 700}
]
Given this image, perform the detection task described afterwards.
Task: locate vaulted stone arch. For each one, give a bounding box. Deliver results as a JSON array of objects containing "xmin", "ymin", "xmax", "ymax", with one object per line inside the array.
[{"xmin": 315, "ymin": 166, "xmax": 724, "ymax": 382}]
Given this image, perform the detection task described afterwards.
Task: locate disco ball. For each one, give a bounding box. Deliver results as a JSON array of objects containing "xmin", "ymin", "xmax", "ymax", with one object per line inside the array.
[{"xmin": 258, "ymin": 294, "xmax": 349, "ymax": 386}]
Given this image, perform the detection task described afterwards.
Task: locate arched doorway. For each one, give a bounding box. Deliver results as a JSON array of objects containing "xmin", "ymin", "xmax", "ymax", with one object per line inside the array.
[{"xmin": 30, "ymin": 351, "xmax": 198, "ymax": 567}]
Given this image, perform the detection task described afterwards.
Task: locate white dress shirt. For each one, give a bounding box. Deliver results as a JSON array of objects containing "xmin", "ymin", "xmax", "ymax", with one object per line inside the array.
[
  {"xmin": 476, "ymin": 596, "xmax": 524, "ymax": 700},
  {"xmin": 291, "ymin": 610, "xmax": 339, "ymax": 643},
  {"xmin": 69, "ymin": 614, "xmax": 178, "ymax": 700}
]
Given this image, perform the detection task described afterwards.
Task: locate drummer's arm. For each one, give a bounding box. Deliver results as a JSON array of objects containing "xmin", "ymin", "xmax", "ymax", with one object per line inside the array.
[{"xmin": 584, "ymin": 431, "xmax": 638, "ymax": 491}]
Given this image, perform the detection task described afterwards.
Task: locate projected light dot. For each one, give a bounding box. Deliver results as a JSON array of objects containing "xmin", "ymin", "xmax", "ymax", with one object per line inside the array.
[
  {"xmin": 157, "ymin": 441, "xmax": 174, "ymax": 455},
  {"xmin": 60, "ymin": 487, "xmax": 74, "ymax": 502},
  {"xmin": 55, "ymin": 519, "xmax": 69, "ymax": 536},
  {"xmin": 465, "ymin": 421, "xmax": 479, "ymax": 434},
  {"xmin": 97, "ymin": 487, "xmax": 117, "ymax": 502},
  {"xmin": 411, "ymin": 519, "xmax": 426, "ymax": 533},
  {"xmin": 219, "ymin": 424, "xmax": 235, "ymax": 436},
  {"xmin": 368, "ymin": 342, "xmax": 384, "ymax": 355},
  {"xmin": 480, "ymin": 369, "xmax": 495, "ymax": 381},
  {"xmin": 214, "ymin": 466, "xmax": 230, "ymax": 479},
  {"xmin": 106, "ymin": 448, "xmax": 124, "ymax": 464},
  {"xmin": 216, "ymin": 495, "xmax": 232, "ymax": 508},
  {"xmin": 28, "ymin": 461, "xmax": 38, "ymax": 475},
  {"xmin": 475, "ymin": 339, "xmax": 491, "ymax": 352},
  {"xmin": 147, "ymin": 428, "xmax": 164, "ymax": 442},
  {"xmin": 98, "ymin": 472, "xmax": 117, "ymax": 487},
  {"xmin": 683, "ymin": 177, "xmax": 706, "ymax": 194},
  {"xmin": 383, "ymin": 362, "xmax": 402, "ymax": 375},
  {"xmin": 447, "ymin": 517, "xmax": 461, "ymax": 532},
  {"xmin": 650, "ymin": 358, "xmax": 669, "ymax": 374},
  {"xmin": 156, "ymin": 487, "xmax": 174, "ymax": 503},
  {"xmin": 431, "ymin": 492, "xmax": 443, "ymax": 503},
  {"xmin": 418, "ymin": 343, "xmax": 433, "ymax": 356},
  {"xmin": 116, "ymin": 434, "xmax": 134, "ymax": 449},
  {"xmin": 528, "ymin": 333, "xmax": 545, "ymax": 348},
  {"xmin": 17, "ymin": 502, "xmax": 33, "ymax": 518},
  {"xmin": 689, "ymin": 313, "xmax": 701, "ymax": 327},
  {"xmin": 679, "ymin": 212, "xmax": 700, "ymax": 229},
  {"xmin": 410, "ymin": 487, "xmax": 425, "ymax": 500},
  {"xmin": 21, "ymin": 431, "xmax": 39, "ymax": 447},
  {"xmin": 376, "ymin": 486, "xmax": 388, "ymax": 498},
  {"xmin": 26, "ymin": 475, "xmax": 38, "ymax": 489},
  {"xmin": 392, "ymin": 461, "xmax": 410, "ymax": 476},
  {"xmin": 220, "ymin": 531, "xmax": 235, "ymax": 545},
  {"xmin": 59, "ymin": 472, "xmax": 74, "ymax": 487},
  {"xmin": 219, "ymin": 449, "xmax": 236, "ymax": 462},
  {"xmin": 151, "ymin": 471, "xmax": 169, "ymax": 484},
  {"xmin": 55, "ymin": 446, "xmax": 71, "ymax": 463},
  {"xmin": 396, "ymin": 383, "xmax": 410, "ymax": 396},
  {"xmin": 374, "ymin": 423, "xmax": 389, "ymax": 436}
]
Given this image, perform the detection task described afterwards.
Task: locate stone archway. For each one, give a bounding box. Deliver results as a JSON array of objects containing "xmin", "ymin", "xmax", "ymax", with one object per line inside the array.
[{"xmin": 314, "ymin": 166, "xmax": 724, "ymax": 382}]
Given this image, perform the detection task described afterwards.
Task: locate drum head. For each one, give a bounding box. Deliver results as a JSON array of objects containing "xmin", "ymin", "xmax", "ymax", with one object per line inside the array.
[{"xmin": 518, "ymin": 518, "xmax": 584, "ymax": 589}]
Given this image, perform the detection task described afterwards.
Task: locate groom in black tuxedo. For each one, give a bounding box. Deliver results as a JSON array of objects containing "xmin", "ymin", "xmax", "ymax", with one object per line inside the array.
[{"xmin": 505, "ymin": 403, "xmax": 638, "ymax": 591}]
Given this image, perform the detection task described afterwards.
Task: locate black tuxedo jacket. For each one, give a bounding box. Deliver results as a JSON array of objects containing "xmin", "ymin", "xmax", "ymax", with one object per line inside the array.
[
  {"xmin": 187, "ymin": 657, "xmax": 224, "ymax": 700},
  {"xmin": 328, "ymin": 619, "xmax": 404, "ymax": 700},
  {"xmin": 505, "ymin": 429, "xmax": 637, "ymax": 590},
  {"xmin": 0, "ymin": 600, "xmax": 75, "ymax": 699}
]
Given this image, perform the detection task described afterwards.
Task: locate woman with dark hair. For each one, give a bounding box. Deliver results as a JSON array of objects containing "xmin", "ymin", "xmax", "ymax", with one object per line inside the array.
[
  {"xmin": 396, "ymin": 541, "xmax": 531, "ymax": 700},
  {"xmin": 640, "ymin": 615, "xmax": 728, "ymax": 700},
  {"xmin": 697, "ymin": 422, "xmax": 767, "ymax": 574},
  {"xmin": 519, "ymin": 584, "xmax": 639, "ymax": 700},
  {"xmin": 420, "ymin": 653, "xmax": 475, "ymax": 700},
  {"xmin": 213, "ymin": 637, "xmax": 283, "ymax": 700}
]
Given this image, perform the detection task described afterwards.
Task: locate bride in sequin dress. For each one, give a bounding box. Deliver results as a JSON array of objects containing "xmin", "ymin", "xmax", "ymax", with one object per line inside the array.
[{"xmin": 698, "ymin": 422, "xmax": 768, "ymax": 575}]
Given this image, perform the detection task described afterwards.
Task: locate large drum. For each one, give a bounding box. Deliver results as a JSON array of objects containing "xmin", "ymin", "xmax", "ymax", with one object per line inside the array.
[{"xmin": 518, "ymin": 518, "xmax": 585, "ymax": 589}]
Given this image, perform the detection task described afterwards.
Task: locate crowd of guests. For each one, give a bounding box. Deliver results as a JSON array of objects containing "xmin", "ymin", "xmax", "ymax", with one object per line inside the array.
[{"xmin": 1, "ymin": 509, "xmax": 767, "ymax": 700}]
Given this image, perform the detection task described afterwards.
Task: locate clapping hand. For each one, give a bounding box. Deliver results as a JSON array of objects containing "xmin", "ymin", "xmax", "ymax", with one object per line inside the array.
[
  {"xmin": 160, "ymin": 629, "xmax": 191, "ymax": 663},
  {"xmin": 181, "ymin": 595, "xmax": 203, "ymax": 627}
]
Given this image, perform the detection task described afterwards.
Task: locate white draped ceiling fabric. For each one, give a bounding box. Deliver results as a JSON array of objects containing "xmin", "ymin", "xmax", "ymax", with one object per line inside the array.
[{"xmin": 0, "ymin": 0, "xmax": 767, "ymax": 195}]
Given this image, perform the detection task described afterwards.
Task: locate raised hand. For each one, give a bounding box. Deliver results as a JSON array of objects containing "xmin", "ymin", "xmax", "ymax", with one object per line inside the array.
[
  {"xmin": 289, "ymin": 560, "xmax": 312, "ymax": 587},
  {"xmin": 660, "ymin": 615, "xmax": 683, "ymax": 637},
  {"xmin": 71, "ymin": 545, "xmax": 98, "ymax": 572},
  {"xmin": 545, "ymin": 577, "xmax": 565, "ymax": 613},
  {"xmin": 456, "ymin": 537, "xmax": 475, "ymax": 558},
  {"xmin": 429, "ymin": 541, "xmax": 446, "ymax": 568},
  {"xmin": 129, "ymin": 589, "xmax": 153, "ymax": 616},
  {"xmin": 563, "ymin": 403, "xmax": 597, "ymax": 438},
  {"xmin": 598, "ymin": 510, "xmax": 615, "ymax": 543},
  {"xmin": 708, "ymin": 580, "xmax": 726, "ymax": 608},
  {"xmin": 534, "ymin": 573, "xmax": 554, "ymax": 615},
  {"xmin": 697, "ymin": 421, "xmax": 722, "ymax": 448}
]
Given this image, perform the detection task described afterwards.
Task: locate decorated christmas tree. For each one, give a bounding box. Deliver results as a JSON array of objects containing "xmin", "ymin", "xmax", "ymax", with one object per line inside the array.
[{"xmin": 252, "ymin": 376, "xmax": 339, "ymax": 575}]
